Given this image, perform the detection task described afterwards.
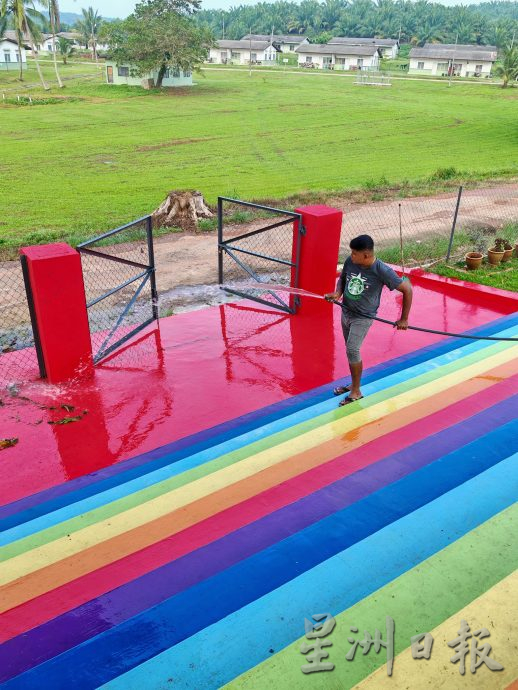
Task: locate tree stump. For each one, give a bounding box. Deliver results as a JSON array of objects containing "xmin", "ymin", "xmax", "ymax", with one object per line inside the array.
[{"xmin": 152, "ymin": 190, "xmax": 213, "ymax": 232}]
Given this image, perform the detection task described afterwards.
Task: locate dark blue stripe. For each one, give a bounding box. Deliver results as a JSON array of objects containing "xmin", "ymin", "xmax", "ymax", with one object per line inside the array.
[
  {"xmin": 5, "ymin": 417, "xmax": 517, "ymax": 689},
  {"xmin": 1, "ymin": 310, "xmax": 516, "ymax": 530}
]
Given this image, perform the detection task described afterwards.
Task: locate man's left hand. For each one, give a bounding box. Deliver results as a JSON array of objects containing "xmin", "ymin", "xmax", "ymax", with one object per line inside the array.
[{"xmin": 394, "ymin": 318, "xmax": 409, "ymax": 330}]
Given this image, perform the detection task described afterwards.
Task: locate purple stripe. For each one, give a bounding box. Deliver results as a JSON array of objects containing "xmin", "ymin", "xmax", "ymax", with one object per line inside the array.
[{"xmin": 1, "ymin": 395, "xmax": 514, "ymax": 682}]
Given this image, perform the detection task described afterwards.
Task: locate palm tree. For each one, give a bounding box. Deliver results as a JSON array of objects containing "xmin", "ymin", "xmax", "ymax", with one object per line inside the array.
[
  {"xmin": 494, "ymin": 44, "xmax": 518, "ymax": 88},
  {"xmin": 1, "ymin": 0, "xmax": 49, "ymax": 87},
  {"xmin": 75, "ymin": 6, "xmax": 101, "ymax": 61},
  {"xmin": 41, "ymin": 0, "xmax": 63, "ymax": 86},
  {"xmin": 57, "ymin": 35, "xmax": 74, "ymax": 63}
]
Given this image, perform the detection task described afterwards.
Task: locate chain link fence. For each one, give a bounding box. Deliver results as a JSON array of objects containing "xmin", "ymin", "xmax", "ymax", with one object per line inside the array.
[
  {"xmin": 78, "ymin": 216, "xmax": 158, "ymax": 363},
  {"xmin": 218, "ymin": 197, "xmax": 302, "ymax": 313},
  {"xmin": 339, "ymin": 182, "xmax": 518, "ymax": 269},
  {"xmin": 0, "ymin": 260, "xmax": 39, "ymax": 386}
]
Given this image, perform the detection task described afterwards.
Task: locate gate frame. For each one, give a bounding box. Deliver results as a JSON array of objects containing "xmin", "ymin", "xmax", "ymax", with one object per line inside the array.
[
  {"xmin": 217, "ymin": 197, "xmax": 305, "ymax": 314},
  {"xmin": 77, "ymin": 215, "xmax": 158, "ymax": 363}
]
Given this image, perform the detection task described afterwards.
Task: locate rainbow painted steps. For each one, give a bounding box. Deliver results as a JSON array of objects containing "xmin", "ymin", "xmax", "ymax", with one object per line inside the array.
[{"xmin": 0, "ymin": 312, "xmax": 517, "ymax": 689}]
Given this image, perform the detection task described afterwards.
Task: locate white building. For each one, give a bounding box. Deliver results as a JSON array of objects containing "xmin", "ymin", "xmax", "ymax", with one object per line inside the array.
[
  {"xmin": 208, "ymin": 40, "xmax": 279, "ymax": 65},
  {"xmin": 241, "ymin": 34, "xmax": 308, "ymax": 53},
  {"xmin": 105, "ymin": 61, "xmax": 194, "ymax": 88},
  {"xmin": 409, "ymin": 44, "xmax": 497, "ymax": 77},
  {"xmin": 328, "ymin": 37, "xmax": 399, "ymax": 59},
  {"xmin": 0, "ymin": 37, "xmax": 28, "ymax": 70},
  {"xmin": 295, "ymin": 43, "xmax": 381, "ymax": 70}
]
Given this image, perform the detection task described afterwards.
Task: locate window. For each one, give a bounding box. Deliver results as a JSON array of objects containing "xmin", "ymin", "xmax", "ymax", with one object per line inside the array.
[
  {"xmin": 47, "ymin": 43, "xmax": 53, "ymax": 51},
  {"xmin": 117, "ymin": 66, "xmax": 129, "ymax": 77},
  {"xmin": 164, "ymin": 68, "xmax": 170, "ymax": 78},
  {"xmin": 4, "ymin": 51, "xmax": 11, "ymax": 62},
  {"xmin": 184, "ymin": 70, "xmax": 191, "ymax": 77},
  {"xmin": 323, "ymin": 56, "xmax": 332, "ymax": 64},
  {"xmin": 305, "ymin": 56, "xmax": 312, "ymax": 63},
  {"xmin": 417, "ymin": 61, "xmax": 424, "ymax": 70},
  {"xmin": 15, "ymin": 52, "xmax": 19, "ymax": 62},
  {"xmin": 173, "ymin": 68, "xmax": 180, "ymax": 77},
  {"xmin": 289, "ymin": 44, "xmax": 295, "ymax": 51},
  {"xmin": 250, "ymin": 52, "xmax": 257, "ymax": 61},
  {"xmin": 231, "ymin": 51, "xmax": 240, "ymax": 59},
  {"xmin": 437, "ymin": 62, "xmax": 448, "ymax": 73},
  {"xmin": 476, "ymin": 64, "xmax": 483, "ymax": 71},
  {"xmin": 220, "ymin": 52, "xmax": 227, "ymax": 61},
  {"xmin": 357, "ymin": 58, "xmax": 364, "ymax": 67}
]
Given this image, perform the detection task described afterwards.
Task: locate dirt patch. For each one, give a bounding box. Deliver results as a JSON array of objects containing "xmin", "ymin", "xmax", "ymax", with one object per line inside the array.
[{"xmin": 137, "ymin": 137, "xmax": 219, "ymax": 151}]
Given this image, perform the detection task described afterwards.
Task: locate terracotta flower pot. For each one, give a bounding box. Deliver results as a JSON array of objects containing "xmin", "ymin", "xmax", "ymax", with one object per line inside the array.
[
  {"xmin": 515, "ymin": 243, "xmax": 518, "ymax": 258},
  {"xmin": 487, "ymin": 249, "xmax": 504, "ymax": 265},
  {"xmin": 465, "ymin": 252, "xmax": 483, "ymax": 270},
  {"xmin": 502, "ymin": 248, "xmax": 513, "ymax": 262}
]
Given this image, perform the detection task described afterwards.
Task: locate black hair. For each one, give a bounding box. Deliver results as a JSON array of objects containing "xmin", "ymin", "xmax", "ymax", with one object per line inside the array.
[{"xmin": 350, "ymin": 234, "xmax": 374, "ymax": 252}]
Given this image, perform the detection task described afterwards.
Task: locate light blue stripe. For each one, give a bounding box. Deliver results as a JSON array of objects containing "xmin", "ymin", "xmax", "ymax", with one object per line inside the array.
[
  {"xmin": 1, "ymin": 325, "xmax": 516, "ymax": 548},
  {"xmin": 101, "ymin": 453, "xmax": 518, "ymax": 690}
]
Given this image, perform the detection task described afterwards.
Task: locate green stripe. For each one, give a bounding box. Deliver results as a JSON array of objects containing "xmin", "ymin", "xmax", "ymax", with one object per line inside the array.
[
  {"xmin": 226, "ymin": 503, "xmax": 518, "ymax": 689},
  {"xmin": 1, "ymin": 340, "xmax": 512, "ymax": 560}
]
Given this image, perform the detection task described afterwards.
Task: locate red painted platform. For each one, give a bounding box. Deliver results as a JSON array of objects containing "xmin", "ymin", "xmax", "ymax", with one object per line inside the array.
[{"xmin": 0, "ymin": 271, "xmax": 516, "ymax": 506}]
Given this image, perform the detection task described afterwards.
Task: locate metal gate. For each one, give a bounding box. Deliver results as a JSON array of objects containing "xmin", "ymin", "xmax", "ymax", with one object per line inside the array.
[
  {"xmin": 77, "ymin": 215, "xmax": 158, "ymax": 363},
  {"xmin": 217, "ymin": 197, "xmax": 304, "ymax": 313}
]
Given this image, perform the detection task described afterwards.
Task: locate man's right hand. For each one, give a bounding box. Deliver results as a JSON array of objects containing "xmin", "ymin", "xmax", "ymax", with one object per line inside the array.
[{"xmin": 324, "ymin": 292, "xmax": 342, "ymax": 302}]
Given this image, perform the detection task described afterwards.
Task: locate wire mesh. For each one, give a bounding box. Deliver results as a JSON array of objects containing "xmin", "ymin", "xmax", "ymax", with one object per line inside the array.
[
  {"xmin": 219, "ymin": 199, "xmax": 300, "ymax": 311},
  {"xmin": 0, "ymin": 260, "xmax": 39, "ymax": 385},
  {"xmin": 78, "ymin": 217, "xmax": 157, "ymax": 362}
]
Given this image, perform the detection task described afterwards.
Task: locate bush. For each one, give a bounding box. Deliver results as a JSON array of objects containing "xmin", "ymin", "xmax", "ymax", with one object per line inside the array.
[{"xmin": 429, "ymin": 166, "xmax": 458, "ymax": 181}]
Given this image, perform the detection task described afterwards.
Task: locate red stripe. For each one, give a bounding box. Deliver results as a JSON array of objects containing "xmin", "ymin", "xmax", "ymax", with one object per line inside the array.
[{"xmin": 1, "ymin": 376, "xmax": 514, "ymax": 641}]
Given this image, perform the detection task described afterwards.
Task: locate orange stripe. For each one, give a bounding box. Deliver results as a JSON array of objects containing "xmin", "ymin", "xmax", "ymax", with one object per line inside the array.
[
  {"xmin": 505, "ymin": 680, "xmax": 518, "ymax": 690},
  {"xmin": 1, "ymin": 360, "xmax": 514, "ymax": 613}
]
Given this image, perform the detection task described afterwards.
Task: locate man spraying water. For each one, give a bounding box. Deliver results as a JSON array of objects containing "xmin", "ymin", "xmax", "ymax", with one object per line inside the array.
[{"xmin": 325, "ymin": 234, "xmax": 413, "ymax": 407}]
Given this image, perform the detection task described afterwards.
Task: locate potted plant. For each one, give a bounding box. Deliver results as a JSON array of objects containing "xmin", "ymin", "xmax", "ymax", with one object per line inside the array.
[
  {"xmin": 465, "ymin": 227, "xmax": 485, "ymax": 270},
  {"xmin": 502, "ymin": 240, "xmax": 514, "ymax": 262},
  {"xmin": 487, "ymin": 238, "xmax": 506, "ymax": 265}
]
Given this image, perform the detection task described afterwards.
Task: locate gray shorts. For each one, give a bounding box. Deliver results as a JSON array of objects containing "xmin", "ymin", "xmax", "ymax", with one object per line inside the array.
[{"xmin": 341, "ymin": 312, "xmax": 374, "ymax": 364}]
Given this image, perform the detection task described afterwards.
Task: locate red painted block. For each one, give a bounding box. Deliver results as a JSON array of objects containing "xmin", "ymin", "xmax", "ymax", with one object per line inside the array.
[
  {"xmin": 292, "ymin": 205, "xmax": 342, "ymax": 314},
  {"xmin": 20, "ymin": 243, "xmax": 93, "ymax": 383}
]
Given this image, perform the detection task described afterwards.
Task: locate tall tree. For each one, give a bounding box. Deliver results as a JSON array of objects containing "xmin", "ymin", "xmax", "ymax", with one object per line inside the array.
[
  {"xmin": 75, "ymin": 6, "xmax": 101, "ymax": 60},
  {"xmin": 45, "ymin": 0, "xmax": 63, "ymax": 86},
  {"xmin": 1, "ymin": 0, "xmax": 49, "ymax": 86},
  {"xmin": 105, "ymin": 2, "xmax": 214, "ymax": 88},
  {"xmin": 494, "ymin": 43, "xmax": 518, "ymax": 86}
]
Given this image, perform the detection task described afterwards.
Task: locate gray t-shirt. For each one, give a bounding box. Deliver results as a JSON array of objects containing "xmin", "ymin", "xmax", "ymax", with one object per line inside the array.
[{"xmin": 338, "ymin": 257, "xmax": 403, "ymax": 318}]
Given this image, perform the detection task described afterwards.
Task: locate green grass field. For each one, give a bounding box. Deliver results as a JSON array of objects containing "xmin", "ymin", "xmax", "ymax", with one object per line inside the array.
[{"xmin": 1, "ymin": 62, "xmax": 517, "ymax": 251}]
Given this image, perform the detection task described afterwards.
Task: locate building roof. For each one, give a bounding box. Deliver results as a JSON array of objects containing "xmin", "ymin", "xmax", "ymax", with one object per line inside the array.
[
  {"xmin": 57, "ymin": 32, "xmax": 82, "ymax": 41},
  {"xmin": 1, "ymin": 32, "xmax": 31, "ymax": 49},
  {"xmin": 425, "ymin": 42, "xmax": 497, "ymax": 53},
  {"xmin": 216, "ymin": 39, "xmax": 278, "ymax": 51},
  {"xmin": 328, "ymin": 36, "xmax": 398, "ymax": 47},
  {"xmin": 242, "ymin": 34, "xmax": 307, "ymax": 44},
  {"xmin": 410, "ymin": 45, "xmax": 496, "ymax": 61},
  {"xmin": 296, "ymin": 43, "xmax": 380, "ymax": 56}
]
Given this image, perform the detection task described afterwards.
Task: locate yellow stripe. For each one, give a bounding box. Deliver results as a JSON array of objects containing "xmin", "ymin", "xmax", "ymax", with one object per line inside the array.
[
  {"xmin": 1, "ymin": 346, "xmax": 516, "ymax": 586},
  {"xmin": 356, "ymin": 570, "xmax": 518, "ymax": 690}
]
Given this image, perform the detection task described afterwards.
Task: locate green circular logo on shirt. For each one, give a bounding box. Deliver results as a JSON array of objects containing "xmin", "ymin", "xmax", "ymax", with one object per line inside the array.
[{"xmin": 347, "ymin": 274, "xmax": 366, "ymax": 297}]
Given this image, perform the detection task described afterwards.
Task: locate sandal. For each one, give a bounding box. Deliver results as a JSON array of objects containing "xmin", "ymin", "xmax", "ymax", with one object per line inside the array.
[
  {"xmin": 338, "ymin": 395, "xmax": 364, "ymax": 407},
  {"xmin": 333, "ymin": 385, "xmax": 351, "ymax": 396}
]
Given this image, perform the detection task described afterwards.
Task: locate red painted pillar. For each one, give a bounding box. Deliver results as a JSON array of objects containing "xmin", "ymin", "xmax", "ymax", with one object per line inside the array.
[
  {"xmin": 292, "ymin": 205, "xmax": 342, "ymax": 314},
  {"xmin": 20, "ymin": 243, "xmax": 93, "ymax": 383}
]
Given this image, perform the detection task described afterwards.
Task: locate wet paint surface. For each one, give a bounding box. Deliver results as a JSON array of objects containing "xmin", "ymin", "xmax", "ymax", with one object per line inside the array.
[
  {"xmin": 0, "ymin": 276, "xmax": 517, "ymax": 689},
  {"xmin": 0, "ymin": 281, "xmax": 514, "ymax": 505}
]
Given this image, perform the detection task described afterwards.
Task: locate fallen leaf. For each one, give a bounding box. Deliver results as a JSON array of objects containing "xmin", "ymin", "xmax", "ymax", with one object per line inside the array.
[
  {"xmin": 48, "ymin": 416, "xmax": 83, "ymax": 425},
  {"xmin": 61, "ymin": 404, "xmax": 75, "ymax": 412},
  {"xmin": 0, "ymin": 438, "xmax": 19, "ymax": 450}
]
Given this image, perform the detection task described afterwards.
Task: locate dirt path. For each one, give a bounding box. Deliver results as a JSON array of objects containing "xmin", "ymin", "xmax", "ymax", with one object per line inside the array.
[{"xmin": 1, "ymin": 182, "xmax": 517, "ymax": 325}]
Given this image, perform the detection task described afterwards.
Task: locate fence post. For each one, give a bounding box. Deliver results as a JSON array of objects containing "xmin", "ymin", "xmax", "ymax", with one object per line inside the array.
[
  {"xmin": 292, "ymin": 205, "xmax": 342, "ymax": 314},
  {"xmin": 146, "ymin": 215, "xmax": 159, "ymax": 320},
  {"xmin": 19, "ymin": 243, "xmax": 93, "ymax": 383},
  {"xmin": 217, "ymin": 197, "xmax": 224, "ymax": 284},
  {"xmin": 446, "ymin": 185, "xmax": 463, "ymax": 263}
]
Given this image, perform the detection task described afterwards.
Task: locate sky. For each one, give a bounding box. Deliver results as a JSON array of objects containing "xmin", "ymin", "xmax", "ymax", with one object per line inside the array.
[{"xmin": 58, "ymin": 0, "xmax": 495, "ymax": 19}]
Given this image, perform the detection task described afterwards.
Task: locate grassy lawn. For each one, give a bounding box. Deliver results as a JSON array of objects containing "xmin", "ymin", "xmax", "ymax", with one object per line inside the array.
[
  {"xmin": 432, "ymin": 256, "xmax": 518, "ymax": 292},
  {"xmin": 1, "ymin": 64, "xmax": 517, "ymax": 252}
]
